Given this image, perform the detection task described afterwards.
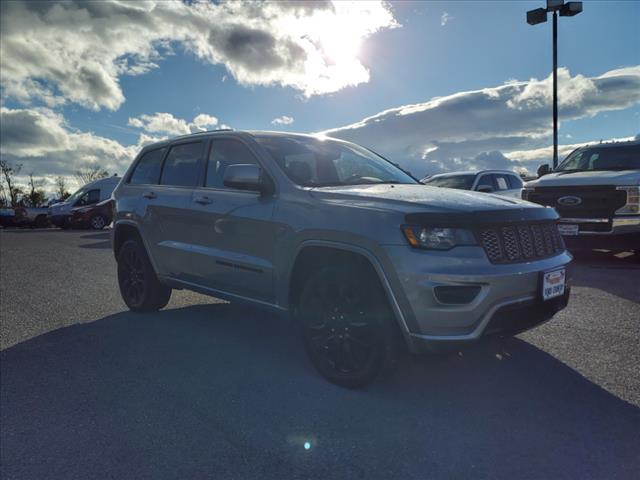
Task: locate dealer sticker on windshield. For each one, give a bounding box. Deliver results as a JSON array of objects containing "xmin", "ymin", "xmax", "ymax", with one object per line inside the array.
[{"xmin": 542, "ymin": 268, "xmax": 566, "ymax": 301}]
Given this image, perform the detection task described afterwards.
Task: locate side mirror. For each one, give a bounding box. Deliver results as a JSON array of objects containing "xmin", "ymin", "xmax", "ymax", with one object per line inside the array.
[
  {"xmin": 476, "ymin": 184, "xmax": 494, "ymax": 193},
  {"xmin": 537, "ymin": 164, "xmax": 550, "ymax": 177},
  {"xmin": 223, "ymin": 164, "xmax": 268, "ymax": 193}
]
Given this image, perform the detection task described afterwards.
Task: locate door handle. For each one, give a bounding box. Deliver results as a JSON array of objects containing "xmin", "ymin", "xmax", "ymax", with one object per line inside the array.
[
  {"xmin": 143, "ymin": 192, "xmax": 157, "ymax": 199},
  {"xmin": 194, "ymin": 195, "xmax": 213, "ymax": 205}
]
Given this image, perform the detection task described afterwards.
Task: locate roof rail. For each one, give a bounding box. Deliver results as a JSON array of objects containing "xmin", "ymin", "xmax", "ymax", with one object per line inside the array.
[{"xmin": 173, "ymin": 128, "xmax": 235, "ymax": 140}]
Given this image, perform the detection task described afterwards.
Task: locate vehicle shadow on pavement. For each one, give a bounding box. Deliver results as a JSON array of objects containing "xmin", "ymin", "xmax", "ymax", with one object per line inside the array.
[
  {"xmin": 79, "ymin": 232, "xmax": 112, "ymax": 249},
  {"xmin": 2, "ymin": 303, "xmax": 639, "ymax": 480},
  {"xmin": 570, "ymin": 250, "xmax": 640, "ymax": 304}
]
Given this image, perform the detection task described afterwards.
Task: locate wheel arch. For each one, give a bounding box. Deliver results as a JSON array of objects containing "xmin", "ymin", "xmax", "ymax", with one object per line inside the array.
[{"xmin": 286, "ymin": 241, "xmax": 411, "ymax": 339}]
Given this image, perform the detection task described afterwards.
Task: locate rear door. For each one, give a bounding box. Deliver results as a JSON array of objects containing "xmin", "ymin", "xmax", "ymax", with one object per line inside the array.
[
  {"xmin": 187, "ymin": 137, "xmax": 277, "ymax": 302},
  {"xmin": 143, "ymin": 140, "xmax": 205, "ymax": 279}
]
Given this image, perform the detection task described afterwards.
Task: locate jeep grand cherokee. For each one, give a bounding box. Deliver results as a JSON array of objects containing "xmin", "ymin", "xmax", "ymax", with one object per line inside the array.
[{"xmin": 112, "ymin": 131, "xmax": 572, "ymax": 387}]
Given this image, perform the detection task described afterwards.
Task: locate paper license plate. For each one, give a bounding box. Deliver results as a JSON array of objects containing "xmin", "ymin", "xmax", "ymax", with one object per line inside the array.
[
  {"xmin": 558, "ymin": 224, "xmax": 579, "ymax": 236},
  {"xmin": 542, "ymin": 268, "xmax": 566, "ymax": 301}
]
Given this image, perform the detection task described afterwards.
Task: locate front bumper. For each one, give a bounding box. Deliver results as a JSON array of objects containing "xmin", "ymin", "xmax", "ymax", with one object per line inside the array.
[
  {"xmin": 558, "ymin": 216, "xmax": 640, "ymax": 250},
  {"xmin": 382, "ymin": 245, "xmax": 572, "ymax": 352}
]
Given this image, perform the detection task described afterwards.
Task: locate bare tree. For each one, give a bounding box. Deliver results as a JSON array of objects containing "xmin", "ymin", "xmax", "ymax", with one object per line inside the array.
[
  {"xmin": 25, "ymin": 173, "xmax": 46, "ymax": 207},
  {"xmin": 54, "ymin": 175, "xmax": 71, "ymax": 200},
  {"xmin": 0, "ymin": 184, "xmax": 8, "ymax": 207},
  {"xmin": 0, "ymin": 160, "xmax": 23, "ymax": 206},
  {"xmin": 75, "ymin": 165, "xmax": 108, "ymax": 186}
]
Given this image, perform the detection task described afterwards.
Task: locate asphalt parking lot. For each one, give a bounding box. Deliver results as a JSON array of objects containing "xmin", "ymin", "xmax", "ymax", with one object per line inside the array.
[{"xmin": 1, "ymin": 229, "xmax": 639, "ymax": 479}]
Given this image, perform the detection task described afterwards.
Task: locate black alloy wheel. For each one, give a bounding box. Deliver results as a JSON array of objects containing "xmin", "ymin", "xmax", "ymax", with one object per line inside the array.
[
  {"xmin": 117, "ymin": 239, "xmax": 171, "ymax": 312},
  {"xmin": 297, "ymin": 266, "xmax": 399, "ymax": 388}
]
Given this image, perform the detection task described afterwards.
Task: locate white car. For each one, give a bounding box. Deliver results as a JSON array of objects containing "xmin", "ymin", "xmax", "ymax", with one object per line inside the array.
[
  {"xmin": 523, "ymin": 140, "xmax": 639, "ymax": 251},
  {"xmin": 421, "ymin": 170, "xmax": 524, "ymax": 198},
  {"xmin": 49, "ymin": 176, "xmax": 120, "ymax": 228}
]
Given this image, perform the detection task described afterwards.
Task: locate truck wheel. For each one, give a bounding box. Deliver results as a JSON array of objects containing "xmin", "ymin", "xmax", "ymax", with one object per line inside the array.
[
  {"xmin": 89, "ymin": 214, "xmax": 107, "ymax": 230},
  {"xmin": 117, "ymin": 239, "xmax": 171, "ymax": 312},
  {"xmin": 296, "ymin": 265, "xmax": 401, "ymax": 388}
]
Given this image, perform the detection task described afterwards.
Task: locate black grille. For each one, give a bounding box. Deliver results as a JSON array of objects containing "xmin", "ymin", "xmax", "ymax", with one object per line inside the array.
[
  {"xmin": 528, "ymin": 186, "xmax": 626, "ymax": 218},
  {"xmin": 478, "ymin": 222, "xmax": 564, "ymax": 264}
]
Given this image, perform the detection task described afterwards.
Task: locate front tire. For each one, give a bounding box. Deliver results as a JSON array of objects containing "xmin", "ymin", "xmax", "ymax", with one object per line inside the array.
[
  {"xmin": 295, "ymin": 265, "xmax": 401, "ymax": 388},
  {"xmin": 117, "ymin": 239, "xmax": 171, "ymax": 312}
]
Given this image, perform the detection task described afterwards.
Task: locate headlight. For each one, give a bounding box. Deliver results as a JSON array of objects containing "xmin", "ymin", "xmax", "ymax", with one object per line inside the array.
[
  {"xmin": 522, "ymin": 187, "xmax": 535, "ymax": 201},
  {"xmin": 401, "ymin": 226, "xmax": 476, "ymax": 250},
  {"xmin": 615, "ymin": 186, "xmax": 640, "ymax": 215}
]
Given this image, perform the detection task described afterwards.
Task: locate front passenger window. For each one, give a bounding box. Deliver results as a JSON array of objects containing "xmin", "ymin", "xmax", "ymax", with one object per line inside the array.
[
  {"xmin": 76, "ymin": 189, "xmax": 100, "ymax": 206},
  {"xmin": 206, "ymin": 139, "xmax": 260, "ymax": 188}
]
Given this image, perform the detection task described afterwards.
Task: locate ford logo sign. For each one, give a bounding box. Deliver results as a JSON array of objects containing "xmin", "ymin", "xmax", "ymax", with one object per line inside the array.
[{"xmin": 557, "ymin": 196, "xmax": 582, "ymax": 206}]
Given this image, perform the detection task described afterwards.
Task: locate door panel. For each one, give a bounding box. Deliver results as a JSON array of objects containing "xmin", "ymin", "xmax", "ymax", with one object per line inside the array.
[
  {"xmin": 185, "ymin": 138, "xmax": 277, "ymax": 302},
  {"xmin": 187, "ymin": 189, "xmax": 276, "ymax": 302}
]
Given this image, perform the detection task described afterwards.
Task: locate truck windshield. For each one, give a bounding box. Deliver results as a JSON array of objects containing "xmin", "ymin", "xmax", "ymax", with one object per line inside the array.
[
  {"xmin": 254, "ymin": 135, "xmax": 417, "ymax": 187},
  {"xmin": 422, "ymin": 174, "xmax": 475, "ymax": 190},
  {"xmin": 556, "ymin": 145, "xmax": 640, "ymax": 172}
]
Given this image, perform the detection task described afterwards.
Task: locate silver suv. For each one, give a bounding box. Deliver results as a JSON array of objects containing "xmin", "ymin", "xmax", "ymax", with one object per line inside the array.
[{"xmin": 112, "ymin": 131, "xmax": 572, "ymax": 387}]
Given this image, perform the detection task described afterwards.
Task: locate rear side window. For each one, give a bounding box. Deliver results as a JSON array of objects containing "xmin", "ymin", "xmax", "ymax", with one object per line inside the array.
[
  {"xmin": 160, "ymin": 142, "xmax": 203, "ymax": 187},
  {"xmin": 493, "ymin": 174, "xmax": 510, "ymax": 191},
  {"xmin": 130, "ymin": 148, "xmax": 165, "ymax": 185},
  {"xmin": 508, "ymin": 174, "xmax": 524, "ymax": 189},
  {"xmin": 206, "ymin": 139, "xmax": 259, "ymax": 188}
]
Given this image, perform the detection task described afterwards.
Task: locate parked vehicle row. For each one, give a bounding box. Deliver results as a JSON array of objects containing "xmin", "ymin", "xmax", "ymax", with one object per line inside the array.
[
  {"xmin": 48, "ymin": 176, "xmax": 119, "ymax": 230},
  {"xmin": 111, "ymin": 130, "xmax": 571, "ymax": 388}
]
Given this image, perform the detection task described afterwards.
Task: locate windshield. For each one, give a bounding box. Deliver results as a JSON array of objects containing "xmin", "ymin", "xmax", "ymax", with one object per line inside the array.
[
  {"xmin": 422, "ymin": 174, "xmax": 475, "ymax": 190},
  {"xmin": 65, "ymin": 187, "xmax": 86, "ymax": 204},
  {"xmin": 254, "ymin": 135, "xmax": 417, "ymax": 187},
  {"xmin": 556, "ymin": 145, "xmax": 640, "ymax": 172}
]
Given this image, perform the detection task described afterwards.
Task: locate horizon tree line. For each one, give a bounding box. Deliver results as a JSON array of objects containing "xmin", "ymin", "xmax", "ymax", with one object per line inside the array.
[{"xmin": 0, "ymin": 160, "xmax": 114, "ymax": 208}]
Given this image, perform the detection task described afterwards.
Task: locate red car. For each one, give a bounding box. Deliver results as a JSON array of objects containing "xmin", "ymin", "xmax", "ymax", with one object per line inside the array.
[{"xmin": 69, "ymin": 198, "xmax": 113, "ymax": 230}]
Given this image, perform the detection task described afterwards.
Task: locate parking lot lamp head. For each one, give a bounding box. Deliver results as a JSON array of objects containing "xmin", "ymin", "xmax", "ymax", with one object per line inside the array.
[{"xmin": 525, "ymin": 1, "xmax": 583, "ymax": 169}]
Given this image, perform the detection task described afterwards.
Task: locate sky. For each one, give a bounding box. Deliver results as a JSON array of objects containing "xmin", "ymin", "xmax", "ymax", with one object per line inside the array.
[{"xmin": 1, "ymin": 0, "xmax": 639, "ymax": 195}]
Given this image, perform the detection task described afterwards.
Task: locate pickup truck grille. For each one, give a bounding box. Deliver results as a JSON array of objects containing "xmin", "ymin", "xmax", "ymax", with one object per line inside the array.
[
  {"xmin": 527, "ymin": 186, "xmax": 626, "ymax": 218},
  {"xmin": 478, "ymin": 223, "xmax": 564, "ymax": 264}
]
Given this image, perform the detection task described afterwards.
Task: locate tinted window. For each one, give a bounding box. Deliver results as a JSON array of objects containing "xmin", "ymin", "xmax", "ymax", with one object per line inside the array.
[
  {"xmin": 422, "ymin": 174, "xmax": 475, "ymax": 190},
  {"xmin": 475, "ymin": 174, "xmax": 495, "ymax": 190},
  {"xmin": 508, "ymin": 174, "xmax": 524, "ymax": 189},
  {"xmin": 160, "ymin": 142, "xmax": 203, "ymax": 187},
  {"xmin": 130, "ymin": 148, "xmax": 165, "ymax": 185},
  {"xmin": 206, "ymin": 139, "xmax": 259, "ymax": 188}
]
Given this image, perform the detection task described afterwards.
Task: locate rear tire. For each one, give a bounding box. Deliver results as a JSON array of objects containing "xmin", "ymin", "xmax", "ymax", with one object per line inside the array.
[
  {"xmin": 295, "ymin": 265, "xmax": 402, "ymax": 388},
  {"xmin": 117, "ymin": 239, "xmax": 171, "ymax": 312},
  {"xmin": 89, "ymin": 214, "xmax": 107, "ymax": 230}
]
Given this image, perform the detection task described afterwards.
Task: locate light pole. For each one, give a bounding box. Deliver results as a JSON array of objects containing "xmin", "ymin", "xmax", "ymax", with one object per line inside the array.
[{"xmin": 527, "ymin": 0, "xmax": 583, "ymax": 169}]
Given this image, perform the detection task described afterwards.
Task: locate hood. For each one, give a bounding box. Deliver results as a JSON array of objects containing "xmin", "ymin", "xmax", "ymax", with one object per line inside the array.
[
  {"xmin": 309, "ymin": 184, "xmax": 538, "ymax": 214},
  {"xmin": 527, "ymin": 170, "xmax": 640, "ymax": 188}
]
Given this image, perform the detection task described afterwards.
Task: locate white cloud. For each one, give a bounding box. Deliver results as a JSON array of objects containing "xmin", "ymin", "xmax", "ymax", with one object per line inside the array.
[
  {"xmin": 440, "ymin": 12, "xmax": 452, "ymax": 26},
  {"xmin": 324, "ymin": 66, "xmax": 640, "ymax": 176},
  {"xmin": 128, "ymin": 112, "xmax": 220, "ymax": 136},
  {"xmin": 0, "ymin": 0, "xmax": 398, "ymax": 111},
  {"xmin": 0, "ymin": 106, "xmax": 138, "ymax": 191},
  {"xmin": 271, "ymin": 115, "xmax": 295, "ymax": 126}
]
